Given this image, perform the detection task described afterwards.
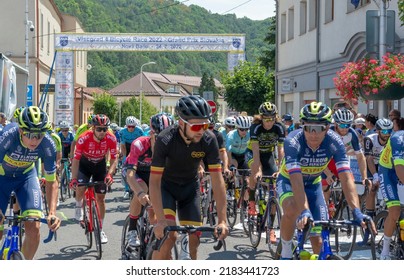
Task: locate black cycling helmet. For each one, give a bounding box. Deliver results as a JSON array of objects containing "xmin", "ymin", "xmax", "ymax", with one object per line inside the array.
[
  {"xmin": 150, "ymin": 113, "xmax": 173, "ymax": 134},
  {"xmin": 18, "ymin": 106, "xmax": 49, "ymax": 132},
  {"xmin": 300, "ymin": 102, "xmax": 332, "ymax": 124},
  {"xmin": 92, "ymin": 114, "xmax": 110, "ymax": 126},
  {"xmin": 175, "ymin": 96, "xmax": 212, "ymax": 120},
  {"xmin": 259, "ymin": 102, "xmax": 278, "ymax": 116}
]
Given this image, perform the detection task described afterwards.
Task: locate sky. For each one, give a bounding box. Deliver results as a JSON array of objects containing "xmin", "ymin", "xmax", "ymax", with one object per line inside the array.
[{"xmin": 183, "ymin": 0, "xmax": 276, "ymax": 20}]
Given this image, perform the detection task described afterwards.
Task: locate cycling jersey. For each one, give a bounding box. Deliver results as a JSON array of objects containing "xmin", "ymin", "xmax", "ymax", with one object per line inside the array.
[
  {"xmin": 74, "ymin": 130, "xmax": 117, "ymax": 163},
  {"xmin": 247, "ymin": 122, "xmax": 285, "ymax": 153},
  {"xmin": 363, "ymin": 133, "xmax": 385, "ymax": 165},
  {"xmin": 119, "ymin": 126, "xmax": 144, "ymax": 157},
  {"xmin": 74, "ymin": 123, "xmax": 90, "ymax": 141},
  {"xmin": 58, "ymin": 131, "xmax": 73, "ymax": 158},
  {"xmin": 0, "ymin": 124, "xmax": 57, "ymax": 181},
  {"xmin": 151, "ymin": 125, "xmax": 221, "ymax": 185},
  {"xmin": 125, "ymin": 136, "xmax": 152, "ymax": 172},
  {"xmin": 226, "ymin": 129, "xmax": 250, "ymax": 155},
  {"xmin": 329, "ymin": 126, "xmax": 362, "ymax": 155}
]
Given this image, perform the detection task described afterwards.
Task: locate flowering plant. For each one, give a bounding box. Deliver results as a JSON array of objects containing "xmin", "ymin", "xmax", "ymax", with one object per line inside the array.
[{"xmin": 333, "ymin": 53, "xmax": 404, "ymax": 102}]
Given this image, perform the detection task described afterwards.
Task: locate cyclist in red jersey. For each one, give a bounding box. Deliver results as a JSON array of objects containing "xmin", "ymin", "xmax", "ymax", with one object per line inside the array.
[{"xmin": 69, "ymin": 114, "xmax": 117, "ymax": 244}]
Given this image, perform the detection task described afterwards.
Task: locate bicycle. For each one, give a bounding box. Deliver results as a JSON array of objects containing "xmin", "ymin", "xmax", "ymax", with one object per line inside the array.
[
  {"xmin": 248, "ymin": 175, "xmax": 282, "ymax": 251},
  {"xmin": 200, "ymin": 172, "xmax": 216, "ymax": 226},
  {"xmin": 146, "ymin": 225, "xmax": 225, "ymax": 260},
  {"xmin": 374, "ymin": 204, "xmax": 404, "ymax": 260},
  {"xmin": 233, "ymin": 169, "xmax": 250, "ymax": 234},
  {"xmin": 59, "ymin": 158, "xmax": 72, "ymax": 202},
  {"xmin": 77, "ymin": 181, "xmax": 105, "ymax": 260},
  {"xmin": 275, "ymin": 218, "xmax": 375, "ymax": 260}
]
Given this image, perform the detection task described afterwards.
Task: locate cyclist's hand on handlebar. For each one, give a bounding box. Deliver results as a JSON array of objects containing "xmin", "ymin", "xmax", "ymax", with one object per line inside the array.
[
  {"xmin": 154, "ymin": 221, "xmax": 168, "ymax": 240},
  {"xmin": 69, "ymin": 178, "xmax": 78, "ymax": 190},
  {"xmin": 104, "ymin": 173, "xmax": 114, "ymax": 186},
  {"xmin": 296, "ymin": 209, "xmax": 313, "ymax": 230},
  {"xmin": 215, "ymin": 222, "xmax": 229, "ymax": 240},
  {"xmin": 47, "ymin": 214, "xmax": 61, "ymax": 232},
  {"xmin": 353, "ymin": 208, "xmax": 376, "ymax": 233}
]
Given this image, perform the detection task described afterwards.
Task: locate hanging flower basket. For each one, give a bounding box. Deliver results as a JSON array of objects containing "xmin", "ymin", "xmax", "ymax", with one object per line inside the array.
[
  {"xmin": 359, "ymin": 83, "xmax": 404, "ymax": 100},
  {"xmin": 333, "ymin": 53, "xmax": 404, "ymax": 102}
]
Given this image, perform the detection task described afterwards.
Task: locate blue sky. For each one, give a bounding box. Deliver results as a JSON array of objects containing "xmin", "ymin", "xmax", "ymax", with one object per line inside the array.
[{"xmin": 184, "ymin": 0, "xmax": 276, "ymax": 20}]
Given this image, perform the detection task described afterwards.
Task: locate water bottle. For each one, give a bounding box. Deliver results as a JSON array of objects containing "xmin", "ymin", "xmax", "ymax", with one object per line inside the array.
[
  {"xmin": 178, "ymin": 234, "xmax": 191, "ymax": 260},
  {"xmin": 299, "ymin": 250, "xmax": 312, "ymax": 260},
  {"xmin": 399, "ymin": 219, "xmax": 404, "ymax": 241}
]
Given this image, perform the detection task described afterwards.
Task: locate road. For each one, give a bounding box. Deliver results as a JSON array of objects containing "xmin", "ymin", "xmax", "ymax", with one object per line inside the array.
[{"xmin": 33, "ymin": 174, "xmax": 374, "ymax": 260}]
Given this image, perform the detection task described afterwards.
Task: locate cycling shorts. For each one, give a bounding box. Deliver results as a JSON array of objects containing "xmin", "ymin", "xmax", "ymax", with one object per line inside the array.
[
  {"xmin": 78, "ymin": 157, "xmax": 108, "ymax": 194},
  {"xmin": 379, "ymin": 165, "xmax": 401, "ymax": 208},
  {"xmin": 245, "ymin": 149, "xmax": 278, "ymax": 175}
]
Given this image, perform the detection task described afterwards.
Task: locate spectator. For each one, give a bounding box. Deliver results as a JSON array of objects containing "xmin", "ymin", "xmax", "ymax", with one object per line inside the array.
[
  {"xmin": 388, "ymin": 109, "xmax": 401, "ymax": 121},
  {"xmin": 0, "ymin": 112, "xmax": 7, "ymax": 128},
  {"xmin": 282, "ymin": 114, "xmax": 295, "ymax": 135},
  {"xmin": 365, "ymin": 113, "xmax": 378, "ymax": 136},
  {"xmin": 392, "ymin": 117, "xmax": 404, "ymax": 133}
]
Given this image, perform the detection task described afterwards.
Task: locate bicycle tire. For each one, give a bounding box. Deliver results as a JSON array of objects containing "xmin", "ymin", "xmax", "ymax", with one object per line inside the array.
[
  {"xmin": 240, "ymin": 199, "xmax": 249, "ymax": 235},
  {"xmin": 265, "ymin": 197, "xmax": 282, "ymax": 256},
  {"xmin": 227, "ymin": 191, "xmax": 238, "ymax": 228},
  {"xmin": 92, "ymin": 200, "xmax": 102, "ymax": 260},
  {"xmin": 83, "ymin": 201, "xmax": 92, "ymax": 249},
  {"xmin": 9, "ymin": 251, "xmax": 25, "ymax": 260},
  {"xmin": 373, "ymin": 210, "xmax": 402, "ymax": 260},
  {"xmin": 59, "ymin": 168, "xmax": 66, "ymax": 202},
  {"xmin": 333, "ymin": 201, "xmax": 357, "ymax": 260},
  {"xmin": 326, "ymin": 254, "xmax": 344, "ymax": 260},
  {"xmin": 120, "ymin": 215, "xmax": 131, "ymax": 260}
]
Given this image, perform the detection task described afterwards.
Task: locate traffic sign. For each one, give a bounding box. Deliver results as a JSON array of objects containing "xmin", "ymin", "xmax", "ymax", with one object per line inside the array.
[{"xmin": 207, "ymin": 100, "xmax": 217, "ymax": 114}]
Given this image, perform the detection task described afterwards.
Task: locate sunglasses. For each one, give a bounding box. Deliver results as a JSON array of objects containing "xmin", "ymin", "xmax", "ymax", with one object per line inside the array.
[
  {"xmin": 127, "ymin": 125, "xmax": 135, "ymax": 129},
  {"xmin": 337, "ymin": 123, "xmax": 351, "ymax": 129},
  {"xmin": 262, "ymin": 117, "xmax": 275, "ymax": 122},
  {"xmin": 238, "ymin": 128, "xmax": 248, "ymax": 132},
  {"xmin": 182, "ymin": 119, "xmax": 209, "ymax": 132},
  {"xmin": 380, "ymin": 129, "xmax": 392, "ymax": 135},
  {"xmin": 61, "ymin": 129, "xmax": 69, "ymax": 132},
  {"xmin": 22, "ymin": 131, "xmax": 45, "ymax": 140},
  {"xmin": 95, "ymin": 127, "xmax": 108, "ymax": 132},
  {"xmin": 303, "ymin": 124, "xmax": 327, "ymax": 133}
]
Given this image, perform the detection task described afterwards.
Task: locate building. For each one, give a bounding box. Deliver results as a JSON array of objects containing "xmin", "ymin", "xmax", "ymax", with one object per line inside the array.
[
  {"xmin": 275, "ymin": 0, "xmax": 403, "ymax": 119},
  {"xmin": 109, "ymin": 72, "xmax": 228, "ymax": 122}
]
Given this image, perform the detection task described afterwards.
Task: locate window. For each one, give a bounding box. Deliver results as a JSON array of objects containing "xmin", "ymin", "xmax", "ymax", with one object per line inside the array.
[
  {"xmin": 300, "ymin": 1, "xmax": 307, "ymax": 35},
  {"xmin": 288, "ymin": 7, "xmax": 295, "ymax": 41},
  {"xmin": 324, "ymin": 0, "xmax": 334, "ymax": 24},
  {"xmin": 281, "ymin": 12, "xmax": 287, "ymax": 43},
  {"xmin": 167, "ymin": 86, "xmax": 179, "ymax": 93},
  {"xmin": 40, "ymin": 13, "xmax": 44, "ymax": 49},
  {"xmin": 308, "ymin": 0, "xmax": 317, "ymax": 31}
]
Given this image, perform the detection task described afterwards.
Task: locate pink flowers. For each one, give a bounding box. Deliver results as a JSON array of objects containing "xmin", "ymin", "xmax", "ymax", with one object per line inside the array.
[{"xmin": 333, "ymin": 53, "xmax": 404, "ymax": 101}]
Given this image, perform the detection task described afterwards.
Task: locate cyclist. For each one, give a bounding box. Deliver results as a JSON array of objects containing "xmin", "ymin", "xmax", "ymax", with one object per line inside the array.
[
  {"xmin": 123, "ymin": 113, "xmax": 173, "ymax": 252},
  {"xmin": 282, "ymin": 113, "xmax": 295, "ymax": 135},
  {"xmin": 0, "ymin": 106, "xmax": 60, "ymax": 259},
  {"xmin": 120, "ymin": 116, "xmax": 144, "ymax": 198},
  {"xmin": 69, "ymin": 114, "xmax": 118, "ymax": 244},
  {"xmin": 246, "ymin": 102, "xmax": 285, "ymax": 216},
  {"xmin": 359, "ymin": 118, "xmax": 393, "ymax": 246},
  {"xmin": 206, "ymin": 117, "xmax": 230, "ymax": 176},
  {"xmin": 277, "ymin": 102, "xmax": 372, "ymax": 259},
  {"xmin": 58, "ymin": 121, "xmax": 74, "ymax": 160},
  {"xmin": 149, "ymin": 95, "xmax": 229, "ymax": 260},
  {"xmin": 378, "ymin": 126, "xmax": 404, "ymax": 259},
  {"xmin": 226, "ymin": 115, "xmax": 251, "ymax": 170},
  {"xmin": 221, "ymin": 116, "xmax": 236, "ymax": 142}
]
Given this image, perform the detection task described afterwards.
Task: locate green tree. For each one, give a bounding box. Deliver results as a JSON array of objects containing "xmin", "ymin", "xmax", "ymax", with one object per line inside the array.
[
  {"xmin": 119, "ymin": 96, "xmax": 158, "ymax": 126},
  {"xmin": 399, "ymin": 0, "xmax": 404, "ymax": 26},
  {"xmin": 199, "ymin": 72, "xmax": 220, "ymax": 120},
  {"xmin": 258, "ymin": 16, "xmax": 276, "ymax": 71},
  {"xmin": 92, "ymin": 93, "xmax": 118, "ymax": 120},
  {"xmin": 221, "ymin": 61, "xmax": 274, "ymax": 115}
]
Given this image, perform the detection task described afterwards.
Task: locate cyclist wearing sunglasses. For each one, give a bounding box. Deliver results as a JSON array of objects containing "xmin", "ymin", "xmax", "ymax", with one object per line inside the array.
[
  {"xmin": 58, "ymin": 121, "xmax": 74, "ymax": 159},
  {"xmin": 359, "ymin": 118, "xmax": 393, "ymax": 246},
  {"xmin": 0, "ymin": 106, "xmax": 60, "ymax": 259},
  {"xmin": 149, "ymin": 95, "xmax": 229, "ymax": 260},
  {"xmin": 378, "ymin": 125, "xmax": 404, "ymax": 259},
  {"xmin": 221, "ymin": 116, "xmax": 236, "ymax": 142},
  {"xmin": 277, "ymin": 102, "xmax": 372, "ymax": 259},
  {"xmin": 245, "ymin": 101, "xmax": 285, "ymax": 216},
  {"xmin": 226, "ymin": 116, "xmax": 251, "ymax": 170},
  {"xmin": 122, "ymin": 113, "xmax": 173, "ymax": 252},
  {"xmin": 70, "ymin": 114, "xmax": 118, "ymax": 244}
]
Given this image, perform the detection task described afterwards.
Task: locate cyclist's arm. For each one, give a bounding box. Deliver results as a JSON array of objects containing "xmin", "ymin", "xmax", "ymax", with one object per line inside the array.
[
  {"xmin": 396, "ymin": 165, "xmax": 404, "ymax": 184},
  {"xmin": 70, "ymin": 140, "xmax": 76, "ymax": 159},
  {"xmin": 339, "ymin": 171, "xmax": 360, "ymax": 210},
  {"xmin": 365, "ymin": 155, "xmax": 377, "ymax": 176},
  {"xmin": 356, "ymin": 152, "xmax": 367, "ymax": 181},
  {"xmin": 277, "ymin": 144, "xmax": 284, "ymax": 168},
  {"xmin": 149, "ymin": 170, "xmax": 165, "ymax": 223},
  {"xmin": 251, "ymin": 141, "xmax": 261, "ymax": 170},
  {"xmin": 289, "ymin": 172, "xmax": 309, "ymax": 213},
  {"xmin": 120, "ymin": 142, "xmax": 127, "ymax": 159}
]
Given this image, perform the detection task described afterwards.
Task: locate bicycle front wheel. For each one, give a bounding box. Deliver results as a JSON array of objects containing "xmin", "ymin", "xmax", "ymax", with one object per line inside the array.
[
  {"xmin": 59, "ymin": 169, "xmax": 67, "ymax": 202},
  {"xmin": 9, "ymin": 251, "xmax": 25, "ymax": 260},
  {"xmin": 120, "ymin": 215, "xmax": 131, "ymax": 260},
  {"xmin": 334, "ymin": 201, "xmax": 357, "ymax": 260},
  {"xmin": 83, "ymin": 201, "xmax": 92, "ymax": 249},
  {"xmin": 92, "ymin": 200, "xmax": 102, "ymax": 260},
  {"xmin": 248, "ymin": 214, "xmax": 262, "ymax": 248},
  {"xmin": 265, "ymin": 197, "xmax": 282, "ymax": 256},
  {"xmin": 226, "ymin": 190, "xmax": 238, "ymax": 228}
]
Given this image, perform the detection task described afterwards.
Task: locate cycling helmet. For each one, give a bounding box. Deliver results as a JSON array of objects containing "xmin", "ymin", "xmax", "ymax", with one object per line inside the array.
[
  {"xmin": 214, "ymin": 122, "xmax": 222, "ymax": 130},
  {"xmin": 92, "ymin": 114, "xmax": 110, "ymax": 126},
  {"xmin": 14, "ymin": 106, "xmax": 25, "ymax": 119},
  {"xmin": 110, "ymin": 123, "xmax": 118, "ymax": 131},
  {"xmin": 150, "ymin": 113, "xmax": 173, "ymax": 134},
  {"xmin": 175, "ymin": 96, "xmax": 212, "ymax": 120},
  {"xmin": 141, "ymin": 124, "xmax": 149, "ymax": 131},
  {"xmin": 126, "ymin": 116, "xmax": 137, "ymax": 126},
  {"xmin": 333, "ymin": 108, "xmax": 354, "ymax": 124},
  {"xmin": 282, "ymin": 113, "xmax": 293, "ymax": 121},
  {"xmin": 375, "ymin": 118, "xmax": 393, "ymax": 130},
  {"xmin": 259, "ymin": 102, "xmax": 278, "ymax": 116},
  {"xmin": 354, "ymin": 118, "xmax": 366, "ymax": 125},
  {"xmin": 18, "ymin": 106, "xmax": 49, "ymax": 132},
  {"xmin": 235, "ymin": 116, "xmax": 251, "ymax": 129},
  {"xmin": 87, "ymin": 114, "xmax": 95, "ymax": 124},
  {"xmin": 300, "ymin": 102, "xmax": 332, "ymax": 124},
  {"xmin": 224, "ymin": 117, "xmax": 236, "ymax": 127},
  {"xmin": 59, "ymin": 121, "xmax": 69, "ymax": 129}
]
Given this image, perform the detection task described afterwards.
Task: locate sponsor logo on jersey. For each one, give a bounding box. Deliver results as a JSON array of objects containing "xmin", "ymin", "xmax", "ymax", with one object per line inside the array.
[{"xmin": 191, "ymin": 151, "xmax": 205, "ymax": 158}]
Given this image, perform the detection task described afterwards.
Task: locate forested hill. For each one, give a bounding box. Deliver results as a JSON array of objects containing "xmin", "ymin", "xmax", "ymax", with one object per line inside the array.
[{"xmin": 54, "ymin": 0, "xmax": 272, "ymax": 90}]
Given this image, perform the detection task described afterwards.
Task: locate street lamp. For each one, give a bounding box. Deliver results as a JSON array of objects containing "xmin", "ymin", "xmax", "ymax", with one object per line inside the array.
[{"xmin": 139, "ymin": 61, "xmax": 156, "ymax": 124}]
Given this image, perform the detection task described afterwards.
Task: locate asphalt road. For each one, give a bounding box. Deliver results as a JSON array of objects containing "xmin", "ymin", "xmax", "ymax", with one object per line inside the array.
[{"xmin": 32, "ymin": 173, "xmax": 374, "ymax": 260}]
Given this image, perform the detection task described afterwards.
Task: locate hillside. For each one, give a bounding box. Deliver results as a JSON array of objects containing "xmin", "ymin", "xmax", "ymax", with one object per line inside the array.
[{"xmin": 54, "ymin": 0, "xmax": 272, "ymax": 89}]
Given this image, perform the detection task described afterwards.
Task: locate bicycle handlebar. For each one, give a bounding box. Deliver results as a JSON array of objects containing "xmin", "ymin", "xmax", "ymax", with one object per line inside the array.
[{"xmin": 3, "ymin": 215, "xmax": 56, "ymax": 243}]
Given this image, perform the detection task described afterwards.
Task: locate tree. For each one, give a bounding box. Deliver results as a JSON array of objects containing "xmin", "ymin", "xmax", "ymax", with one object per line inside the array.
[
  {"xmin": 399, "ymin": 0, "xmax": 404, "ymax": 26},
  {"xmin": 221, "ymin": 61, "xmax": 274, "ymax": 116},
  {"xmin": 258, "ymin": 16, "xmax": 276, "ymax": 72},
  {"xmin": 119, "ymin": 96, "xmax": 158, "ymax": 126},
  {"xmin": 199, "ymin": 72, "xmax": 219, "ymax": 120},
  {"xmin": 92, "ymin": 93, "xmax": 118, "ymax": 120}
]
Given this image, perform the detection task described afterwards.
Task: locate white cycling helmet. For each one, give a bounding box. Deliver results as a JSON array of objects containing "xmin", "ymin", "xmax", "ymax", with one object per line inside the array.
[
  {"xmin": 333, "ymin": 108, "xmax": 354, "ymax": 124},
  {"xmin": 235, "ymin": 116, "xmax": 251, "ymax": 129},
  {"xmin": 375, "ymin": 118, "xmax": 393, "ymax": 130},
  {"xmin": 126, "ymin": 116, "xmax": 137, "ymax": 126},
  {"xmin": 59, "ymin": 121, "xmax": 69, "ymax": 129},
  {"xmin": 224, "ymin": 117, "xmax": 236, "ymax": 127},
  {"xmin": 110, "ymin": 123, "xmax": 118, "ymax": 131}
]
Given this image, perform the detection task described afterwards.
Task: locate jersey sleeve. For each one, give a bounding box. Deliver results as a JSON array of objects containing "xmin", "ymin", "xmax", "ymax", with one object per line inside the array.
[
  {"xmin": 74, "ymin": 134, "xmax": 86, "ymax": 160},
  {"xmin": 331, "ymin": 135, "xmax": 351, "ymax": 174},
  {"xmin": 150, "ymin": 134, "xmax": 169, "ymax": 176},
  {"xmin": 391, "ymin": 134, "xmax": 404, "ymax": 167},
  {"xmin": 204, "ymin": 132, "xmax": 222, "ymax": 173},
  {"xmin": 349, "ymin": 128, "xmax": 363, "ymax": 153},
  {"xmin": 126, "ymin": 137, "xmax": 149, "ymax": 169},
  {"xmin": 363, "ymin": 136, "xmax": 373, "ymax": 156},
  {"xmin": 283, "ymin": 133, "xmax": 302, "ymax": 175},
  {"xmin": 107, "ymin": 133, "xmax": 118, "ymax": 159},
  {"xmin": 41, "ymin": 135, "xmax": 57, "ymax": 181}
]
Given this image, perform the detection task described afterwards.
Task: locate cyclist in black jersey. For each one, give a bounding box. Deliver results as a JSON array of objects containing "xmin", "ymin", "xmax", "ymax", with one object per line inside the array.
[{"xmin": 149, "ymin": 96, "xmax": 229, "ymax": 260}]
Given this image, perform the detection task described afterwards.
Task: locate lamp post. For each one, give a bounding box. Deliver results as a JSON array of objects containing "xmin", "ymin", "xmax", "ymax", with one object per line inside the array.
[{"xmin": 139, "ymin": 61, "xmax": 156, "ymax": 124}]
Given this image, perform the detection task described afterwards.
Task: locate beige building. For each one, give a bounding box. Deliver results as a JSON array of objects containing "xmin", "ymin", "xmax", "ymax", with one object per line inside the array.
[
  {"xmin": 0, "ymin": 0, "xmax": 88, "ymax": 123},
  {"xmin": 275, "ymin": 0, "xmax": 403, "ymax": 119}
]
